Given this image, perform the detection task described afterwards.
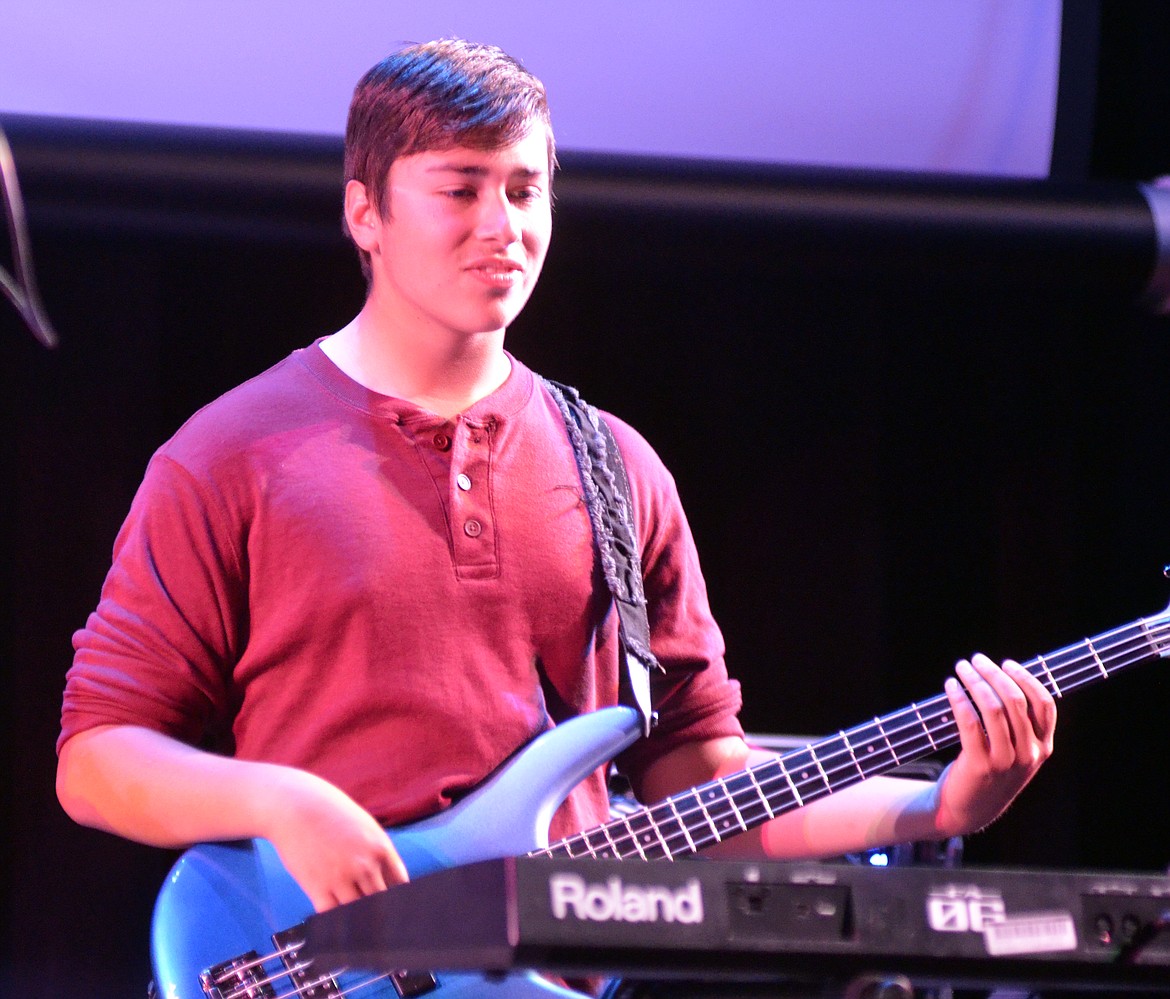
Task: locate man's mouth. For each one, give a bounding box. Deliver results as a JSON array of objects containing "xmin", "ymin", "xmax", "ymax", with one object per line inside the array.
[{"xmin": 466, "ymin": 259, "xmax": 524, "ymax": 287}]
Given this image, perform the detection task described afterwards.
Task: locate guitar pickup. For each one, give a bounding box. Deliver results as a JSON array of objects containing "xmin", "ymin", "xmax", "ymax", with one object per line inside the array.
[
  {"xmin": 270, "ymin": 926, "xmax": 438, "ymax": 997},
  {"xmin": 389, "ymin": 968, "xmax": 439, "ymax": 997}
]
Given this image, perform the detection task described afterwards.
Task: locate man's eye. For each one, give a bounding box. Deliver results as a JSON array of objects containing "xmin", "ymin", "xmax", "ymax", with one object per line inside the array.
[
  {"xmin": 510, "ymin": 188, "xmax": 543, "ymax": 203},
  {"xmin": 443, "ymin": 188, "xmax": 476, "ymax": 200}
]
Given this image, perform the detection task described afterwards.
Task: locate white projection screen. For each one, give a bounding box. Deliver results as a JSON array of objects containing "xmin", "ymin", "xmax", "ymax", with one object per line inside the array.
[{"xmin": 0, "ymin": 0, "xmax": 1075, "ymax": 178}]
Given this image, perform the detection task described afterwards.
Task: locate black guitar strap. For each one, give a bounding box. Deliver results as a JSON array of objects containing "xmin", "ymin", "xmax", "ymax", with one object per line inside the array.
[{"xmin": 543, "ymin": 378, "xmax": 660, "ymax": 737}]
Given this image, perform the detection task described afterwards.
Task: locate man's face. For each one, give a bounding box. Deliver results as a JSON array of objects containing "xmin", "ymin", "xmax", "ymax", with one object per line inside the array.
[{"xmin": 362, "ymin": 126, "xmax": 553, "ymax": 339}]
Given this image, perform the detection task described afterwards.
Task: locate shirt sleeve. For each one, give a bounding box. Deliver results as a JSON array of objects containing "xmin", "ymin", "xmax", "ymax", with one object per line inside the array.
[
  {"xmin": 58, "ymin": 451, "xmax": 246, "ymax": 753},
  {"xmin": 603, "ymin": 414, "xmax": 745, "ymax": 791}
]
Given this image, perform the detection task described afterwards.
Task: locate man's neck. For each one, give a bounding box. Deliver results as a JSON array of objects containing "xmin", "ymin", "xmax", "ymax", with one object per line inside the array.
[{"xmin": 321, "ymin": 311, "xmax": 512, "ymax": 420}]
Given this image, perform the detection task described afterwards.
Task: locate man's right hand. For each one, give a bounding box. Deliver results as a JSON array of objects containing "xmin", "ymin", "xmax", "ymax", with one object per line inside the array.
[
  {"xmin": 57, "ymin": 724, "xmax": 409, "ymax": 911},
  {"xmin": 264, "ymin": 767, "xmax": 409, "ymax": 911}
]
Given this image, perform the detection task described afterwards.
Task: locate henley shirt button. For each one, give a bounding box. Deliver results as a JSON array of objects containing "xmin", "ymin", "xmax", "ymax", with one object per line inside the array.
[
  {"xmin": 456, "ymin": 473, "xmax": 472, "ymax": 491},
  {"xmin": 433, "ymin": 432, "xmax": 451, "ymax": 451},
  {"xmin": 464, "ymin": 519, "xmax": 483, "ymax": 537}
]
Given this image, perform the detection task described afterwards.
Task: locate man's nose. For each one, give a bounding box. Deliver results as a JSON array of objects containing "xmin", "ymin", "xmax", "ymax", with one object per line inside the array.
[{"xmin": 476, "ymin": 191, "xmax": 521, "ymax": 244}]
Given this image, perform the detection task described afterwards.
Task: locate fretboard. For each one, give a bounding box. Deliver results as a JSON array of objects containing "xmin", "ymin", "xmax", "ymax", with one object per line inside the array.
[{"xmin": 537, "ymin": 608, "xmax": 1170, "ymax": 862}]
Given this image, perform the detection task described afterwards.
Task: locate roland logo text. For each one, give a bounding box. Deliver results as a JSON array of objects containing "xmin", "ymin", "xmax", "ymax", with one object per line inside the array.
[{"xmin": 549, "ymin": 873, "xmax": 704, "ymax": 924}]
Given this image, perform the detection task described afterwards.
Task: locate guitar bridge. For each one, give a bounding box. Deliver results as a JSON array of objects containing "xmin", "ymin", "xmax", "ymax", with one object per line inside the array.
[
  {"xmin": 201, "ymin": 925, "xmax": 436, "ymax": 999},
  {"xmin": 272, "ymin": 925, "xmax": 343, "ymax": 998},
  {"xmin": 200, "ymin": 925, "xmax": 343, "ymax": 999},
  {"xmin": 200, "ymin": 951, "xmax": 276, "ymax": 999}
]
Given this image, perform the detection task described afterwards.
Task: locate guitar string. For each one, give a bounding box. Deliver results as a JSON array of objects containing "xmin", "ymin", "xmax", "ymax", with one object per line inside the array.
[
  {"xmin": 212, "ymin": 943, "xmax": 301, "ymax": 998},
  {"xmin": 674, "ymin": 634, "xmax": 1164, "ymax": 853},
  {"xmin": 592, "ymin": 637, "xmax": 1155, "ymax": 860},
  {"xmin": 699, "ymin": 629, "xmax": 1159, "ymax": 850},
  {"xmin": 593, "ymin": 634, "xmax": 1159, "ymax": 859},
  {"xmin": 549, "ymin": 621, "xmax": 1165, "ymax": 861}
]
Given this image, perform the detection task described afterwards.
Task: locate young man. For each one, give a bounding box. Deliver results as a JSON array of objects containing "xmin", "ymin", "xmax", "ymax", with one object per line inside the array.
[{"xmin": 57, "ymin": 40, "xmax": 1056, "ymax": 917}]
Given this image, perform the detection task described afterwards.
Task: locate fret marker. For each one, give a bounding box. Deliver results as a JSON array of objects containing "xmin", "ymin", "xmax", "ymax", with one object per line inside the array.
[
  {"xmin": 717, "ymin": 777, "xmax": 747, "ymax": 831},
  {"xmin": 695, "ymin": 793, "xmax": 720, "ymax": 841},
  {"xmin": 598, "ymin": 826, "xmax": 620, "ymax": 858}
]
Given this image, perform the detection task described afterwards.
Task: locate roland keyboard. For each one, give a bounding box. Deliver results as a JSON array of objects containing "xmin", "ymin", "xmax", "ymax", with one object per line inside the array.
[{"xmin": 301, "ymin": 856, "xmax": 1170, "ymax": 994}]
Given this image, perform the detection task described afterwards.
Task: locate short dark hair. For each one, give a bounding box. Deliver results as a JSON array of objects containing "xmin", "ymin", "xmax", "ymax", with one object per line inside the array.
[{"xmin": 343, "ymin": 39, "xmax": 555, "ymax": 275}]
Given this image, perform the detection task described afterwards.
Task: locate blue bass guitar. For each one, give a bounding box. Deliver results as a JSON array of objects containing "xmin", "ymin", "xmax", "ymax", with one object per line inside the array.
[{"xmin": 151, "ymin": 605, "xmax": 1170, "ymax": 999}]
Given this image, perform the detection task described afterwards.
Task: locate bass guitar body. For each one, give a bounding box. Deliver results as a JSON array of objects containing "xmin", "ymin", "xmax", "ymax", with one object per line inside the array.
[{"xmin": 151, "ymin": 706, "xmax": 643, "ymax": 999}]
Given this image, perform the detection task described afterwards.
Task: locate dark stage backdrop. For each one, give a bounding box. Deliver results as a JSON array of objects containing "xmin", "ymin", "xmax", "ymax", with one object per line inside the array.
[{"xmin": 2, "ymin": 121, "xmax": 1169, "ymax": 997}]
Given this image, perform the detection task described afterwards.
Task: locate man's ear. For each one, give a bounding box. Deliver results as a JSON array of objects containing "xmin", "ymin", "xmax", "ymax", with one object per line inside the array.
[{"xmin": 344, "ymin": 180, "xmax": 381, "ymax": 254}]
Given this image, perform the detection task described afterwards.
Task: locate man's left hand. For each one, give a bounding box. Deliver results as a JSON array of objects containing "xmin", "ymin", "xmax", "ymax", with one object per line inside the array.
[{"xmin": 935, "ymin": 653, "xmax": 1057, "ymax": 837}]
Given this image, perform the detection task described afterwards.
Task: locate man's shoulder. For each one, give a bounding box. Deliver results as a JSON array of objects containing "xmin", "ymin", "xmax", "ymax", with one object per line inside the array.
[
  {"xmin": 159, "ymin": 345, "xmax": 320, "ymax": 469},
  {"xmin": 533, "ymin": 374, "xmax": 665, "ymax": 466},
  {"xmin": 597, "ymin": 409, "xmax": 663, "ymax": 471}
]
